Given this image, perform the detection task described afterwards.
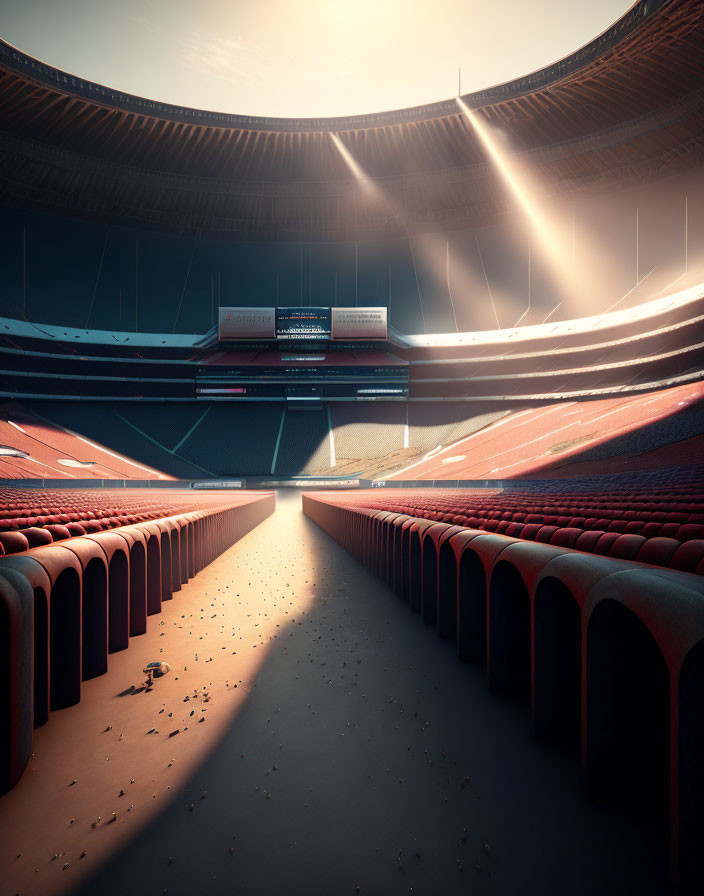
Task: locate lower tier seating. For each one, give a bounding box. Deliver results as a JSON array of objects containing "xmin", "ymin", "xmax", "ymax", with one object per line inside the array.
[
  {"xmin": 302, "ymin": 492, "xmax": 704, "ymax": 895},
  {"xmin": 0, "ymin": 487, "xmax": 259, "ymax": 553},
  {"xmin": 334, "ymin": 484, "xmax": 704, "ymax": 573},
  {"xmin": 0, "ymin": 489, "xmax": 275, "ymax": 795}
]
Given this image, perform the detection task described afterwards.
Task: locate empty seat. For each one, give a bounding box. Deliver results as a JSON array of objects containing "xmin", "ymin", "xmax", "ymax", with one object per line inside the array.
[
  {"xmin": 23, "ymin": 527, "xmax": 53, "ymax": 548},
  {"xmin": 0, "ymin": 531, "xmax": 29, "ymax": 554},
  {"xmin": 670, "ymin": 540, "xmax": 704, "ymax": 574},
  {"xmin": 43, "ymin": 524, "xmax": 71, "ymax": 541},
  {"xmin": 608, "ymin": 534, "xmax": 647, "ymax": 561},
  {"xmin": 550, "ymin": 528, "xmax": 582, "ymax": 548},
  {"xmin": 593, "ymin": 532, "xmax": 622, "ymax": 556},
  {"xmin": 536, "ymin": 525, "xmax": 560, "ymax": 544},
  {"xmin": 676, "ymin": 524, "xmax": 704, "ymax": 542},
  {"xmin": 636, "ymin": 537, "xmax": 680, "ymax": 568}
]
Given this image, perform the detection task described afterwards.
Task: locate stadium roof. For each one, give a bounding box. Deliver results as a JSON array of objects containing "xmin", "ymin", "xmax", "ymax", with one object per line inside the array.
[{"xmin": 0, "ymin": 0, "xmax": 702, "ymax": 239}]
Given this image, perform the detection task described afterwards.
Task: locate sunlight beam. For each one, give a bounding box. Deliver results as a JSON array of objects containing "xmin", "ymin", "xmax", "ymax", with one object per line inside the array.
[
  {"xmin": 329, "ymin": 130, "xmax": 494, "ymax": 330},
  {"xmin": 456, "ymin": 97, "xmax": 579, "ymax": 300}
]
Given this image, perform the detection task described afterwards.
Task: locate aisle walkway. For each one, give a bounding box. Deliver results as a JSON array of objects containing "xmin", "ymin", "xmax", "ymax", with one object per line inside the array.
[{"xmin": 3, "ymin": 491, "xmax": 667, "ymax": 896}]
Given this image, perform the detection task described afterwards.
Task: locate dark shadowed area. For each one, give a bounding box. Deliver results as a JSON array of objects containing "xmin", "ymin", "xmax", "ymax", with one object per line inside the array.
[{"xmin": 70, "ymin": 490, "xmax": 666, "ymax": 896}]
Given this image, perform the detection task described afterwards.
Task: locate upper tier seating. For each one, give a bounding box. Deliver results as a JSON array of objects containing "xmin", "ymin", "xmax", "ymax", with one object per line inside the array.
[
  {"xmin": 0, "ymin": 404, "xmax": 172, "ymax": 480},
  {"xmin": 386, "ymin": 380, "xmax": 704, "ymax": 480}
]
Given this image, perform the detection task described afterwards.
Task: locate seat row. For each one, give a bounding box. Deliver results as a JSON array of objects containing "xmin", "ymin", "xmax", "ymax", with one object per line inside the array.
[
  {"xmin": 302, "ymin": 493, "xmax": 704, "ymax": 895},
  {"xmin": 346, "ymin": 490, "xmax": 704, "ymax": 574},
  {"xmin": 0, "ymin": 488, "xmax": 246, "ymax": 554},
  {"xmin": 0, "ymin": 490, "xmax": 275, "ymax": 795}
]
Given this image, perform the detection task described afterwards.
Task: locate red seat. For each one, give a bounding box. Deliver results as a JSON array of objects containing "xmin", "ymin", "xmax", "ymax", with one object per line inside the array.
[
  {"xmin": 641, "ymin": 522, "xmax": 662, "ymax": 538},
  {"xmin": 520, "ymin": 524, "xmax": 543, "ymax": 541},
  {"xmin": 670, "ymin": 540, "xmax": 704, "ymax": 574},
  {"xmin": 0, "ymin": 531, "xmax": 29, "ymax": 554},
  {"xmin": 22, "ymin": 527, "xmax": 53, "ymax": 548},
  {"xmin": 43, "ymin": 524, "xmax": 71, "ymax": 541},
  {"xmin": 659, "ymin": 523, "xmax": 681, "ymax": 539},
  {"xmin": 623, "ymin": 521, "xmax": 646, "ymax": 534},
  {"xmin": 593, "ymin": 532, "xmax": 621, "ymax": 556},
  {"xmin": 66, "ymin": 523, "xmax": 87, "ymax": 536},
  {"xmin": 536, "ymin": 525, "xmax": 559, "ymax": 544},
  {"xmin": 676, "ymin": 524, "xmax": 704, "ymax": 542},
  {"xmin": 608, "ymin": 534, "xmax": 647, "ymax": 561},
  {"xmin": 550, "ymin": 528, "xmax": 582, "ymax": 548},
  {"xmin": 636, "ymin": 537, "xmax": 680, "ymax": 568}
]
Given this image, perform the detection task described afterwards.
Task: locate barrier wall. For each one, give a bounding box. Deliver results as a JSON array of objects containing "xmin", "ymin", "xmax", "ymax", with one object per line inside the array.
[
  {"xmin": 0, "ymin": 492, "xmax": 275, "ymax": 795},
  {"xmin": 302, "ymin": 492, "xmax": 704, "ymax": 895}
]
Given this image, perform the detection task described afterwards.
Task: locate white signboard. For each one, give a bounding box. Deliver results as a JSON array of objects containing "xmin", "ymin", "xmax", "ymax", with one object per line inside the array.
[
  {"xmin": 219, "ymin": 307, "xmax": 275, "ymax": 340},
  {"xmin": 332, "ymin": 307, "xmax": 387, "ymax": 340}
]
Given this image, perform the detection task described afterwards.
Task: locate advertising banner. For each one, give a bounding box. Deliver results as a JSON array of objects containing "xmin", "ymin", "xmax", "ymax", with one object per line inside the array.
[
  {"xmin": 332, "ymin": 307, "xmax": 387, "ymax": 340},
  {"xmin": 219, "ymin": 307, "xmax": 275, "ymax": 340}
]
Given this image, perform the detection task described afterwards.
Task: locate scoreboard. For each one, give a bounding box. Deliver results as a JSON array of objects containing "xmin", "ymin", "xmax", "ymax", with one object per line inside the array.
[
  {"xmin": 218, "ymin": 306, "xmax": 387, "ymax": 341},
  {"xmin": 276, "ymin": 307, "xmax": 331, "ymax": 340}
]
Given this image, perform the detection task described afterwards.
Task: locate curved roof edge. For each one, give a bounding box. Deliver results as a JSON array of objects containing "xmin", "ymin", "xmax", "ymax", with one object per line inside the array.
[
  {"xmin": 0, "ymin": 0, "xmax": 662, "ymax": 133},
  {"xmin": 395, "ymin": 280, "xmax": 704, "ymax": 349},
  {"xmin": 1, "ymin": 277, "xmax": 702, "ymax": 354}
]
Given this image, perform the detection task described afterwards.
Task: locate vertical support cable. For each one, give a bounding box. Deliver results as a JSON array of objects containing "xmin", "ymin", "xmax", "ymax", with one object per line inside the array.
[
  {"xmin": 327, "ymin": 405, "xmax": 336, "ymax": 468},
  {"xmin": 355, "ymin": 242, "xmax": 358, "ymax": 306},
  {"xmin": 86, "ymin": 227, "xmax": 110, "ymax": 328},
  {"xmin": 407, "ymin": 230, "xmax": 426, "ymax": 333},
  {"xmin": 388, "ymin": 266, "xmax": 392, "ymax": 324},
  {"xmin": 271, "ymin": 407, "xmax": 286, "ymax": 474},
  {"xmin": 685, "ymin": 195, "xmax": 688, "ymax": 274},
  {"xmin": 446, "ymin": 239, "xmax": 458, "ymax": 332},
  {"xmin": 22, "ymin": 226, "xmax": 27, "ymax": 320},
  {"xmin": 172, "ymin": 239, "xmax": 197, "ymax": 333},
  {"xmin": 135, "ymin": 238, "xmax": 139, "ymax": 332},
  {"xmin": 475, "ymin": 236, "xmax": 500, "ymax": 329}
]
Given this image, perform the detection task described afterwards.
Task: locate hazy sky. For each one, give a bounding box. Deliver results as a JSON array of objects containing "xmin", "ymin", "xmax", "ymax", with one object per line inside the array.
[{"xmin": 2, "ymin": 0, "xmax": 634, "ymax": 118}]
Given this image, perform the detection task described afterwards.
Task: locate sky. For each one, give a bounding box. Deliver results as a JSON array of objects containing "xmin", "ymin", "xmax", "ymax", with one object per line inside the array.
[{"xmin": 1, "ymin": 0, "xmax": 635, "ymax": 119}]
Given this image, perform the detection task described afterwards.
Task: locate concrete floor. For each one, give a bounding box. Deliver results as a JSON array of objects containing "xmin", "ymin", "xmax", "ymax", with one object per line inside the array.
[{"xmin": 11, "ymin": 490, "xmax": 669, "ymax": 896}]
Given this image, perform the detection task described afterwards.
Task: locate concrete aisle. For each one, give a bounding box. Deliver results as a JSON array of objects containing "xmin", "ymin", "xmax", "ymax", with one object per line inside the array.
[{"xmin": 68, "ymin": 489, "xmax": 666, "ymax": 896}]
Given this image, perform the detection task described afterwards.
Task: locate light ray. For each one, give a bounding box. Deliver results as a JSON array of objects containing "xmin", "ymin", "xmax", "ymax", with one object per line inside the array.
[
  {"xmin": 456, "ymin": 96, "xmax": 581, "ymax": 307},
  {"xmin": 329, "ymin": 130, "xmax": 493, "ymax": 330}
]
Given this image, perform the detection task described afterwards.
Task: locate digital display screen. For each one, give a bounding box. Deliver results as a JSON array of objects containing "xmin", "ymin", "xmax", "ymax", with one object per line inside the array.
[
  {"xmin": 275, "ymin": 307, "xmax": 331, "ymax": 340},
  {"xmin": 218, "ymin": 306, "xmax": 387, "ymax": 341}
]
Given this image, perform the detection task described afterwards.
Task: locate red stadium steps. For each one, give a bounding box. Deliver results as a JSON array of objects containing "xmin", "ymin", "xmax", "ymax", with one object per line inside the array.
[
  {"xmin": 0, "ymin": 490, "xmax": 275, "ymax": 797},
  {"xmin": 302, "ymin": 492, "xmax": 704, "ymax": 895}
]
